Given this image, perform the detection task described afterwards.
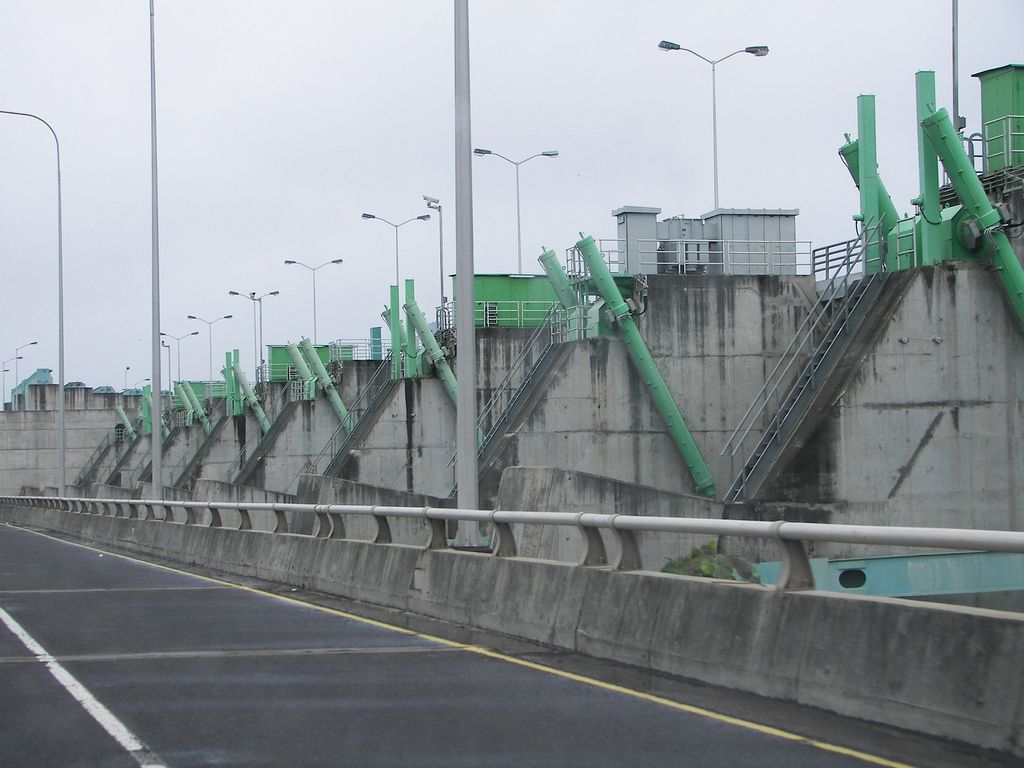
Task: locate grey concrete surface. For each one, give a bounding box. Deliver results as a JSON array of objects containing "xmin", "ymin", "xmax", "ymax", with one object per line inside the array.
[
  {"xmin": 0, "ymin": 523, "xmax": 887, "ymax": 768},
  {"xmin": 5, "ymin": 503, "xmax": 1023, "ymax": 759}
]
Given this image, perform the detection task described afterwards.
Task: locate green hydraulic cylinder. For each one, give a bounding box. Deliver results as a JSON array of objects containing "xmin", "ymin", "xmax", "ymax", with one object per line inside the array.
[
  {"xmin": 284, "ymin": 342, "xmax": 316, "ymax": 399},
  {"xmin": 921, "ymin": 107, "xmax": 1024, "ymax": 332},
  {"xmin": 181, "ymin": 381, "xmax": 212, "ymax": 435},
  {"xmin": 299, "ymin": 337, "xmax": 352, "ymax": 429},
  {"xmin": 405, "ymin": 297, "xmax": 484, "ymax": 447},
  {"xmin": 389, "ymin": 285, "xmax": 401, "ymax": 380},
  {"xmin": 915, "ymin": 71, "xmax": 943, "ymax": 266},
  {"xmin": 231, "ymin": 363, "xmax": 273, "ymax": 434},
  {"xmin": 576, "ymin": 233, "xmax": 716, "ymax": 498},
  {"xmin": 539, "ymin": 247, "xmax": 584, "ymax": 340},
  {"xmin": 839, "ymin": 140, "xmax": 900, "ymax": 235},
  {"xmin": 173, "ymin": 383, "xmax": 196, "ymax": 426},
  {"xmin": 404, "ymin": 279, "xmax": 423, "ymax": 378},
  {"xmin": 405, "ymin": 297, "xmax": 459, "ymax": 404},
  {"xmin": 114, "ymin": 406, "xmax": 138, "ymax": 441},
  {"xmin": 141, "ymin": 384, "xmax": 153, "ymax": 436},
  {"xmin": 222, "ymin": 350, "xmax": 243, "ymax": 416}
]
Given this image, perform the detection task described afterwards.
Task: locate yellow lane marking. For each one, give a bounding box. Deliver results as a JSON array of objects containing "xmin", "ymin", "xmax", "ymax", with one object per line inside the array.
[{"xmin": 3, "ymin": 523, "xmax": 915, "ymax": 768}]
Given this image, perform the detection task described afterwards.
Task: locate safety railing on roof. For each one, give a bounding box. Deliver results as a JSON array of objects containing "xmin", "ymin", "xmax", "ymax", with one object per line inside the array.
[
  {"xmin": 983, "ymin": 115, "xmax": 1024, "ymax": 172},
  {"xmin": 8, "ymin": 495, "xmax": 1024, "ymax": 593},
  {"xmin": 565, "ymin": 238, "xmax": 813, "ymax": 276}
]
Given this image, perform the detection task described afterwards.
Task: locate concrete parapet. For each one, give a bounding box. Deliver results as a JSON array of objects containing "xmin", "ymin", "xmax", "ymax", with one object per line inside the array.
[{"xmin": 3, "ymin": 501, "xmax": 1022, "ymax": 757}]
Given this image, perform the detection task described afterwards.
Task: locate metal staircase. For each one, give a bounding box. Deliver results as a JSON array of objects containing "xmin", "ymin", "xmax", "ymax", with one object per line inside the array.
[
  {"xmin": 73, "ymin": 433, "xmax": 114, "ymax": 489},
  {"xmin": 321, "ymin": 354, "xmax": 398, "ymax": 477},
  {"xmin": 171, "ymin": 400, "xmax": 230, "ymax": 489},
  {"xmin": 234, "ymin": 400, "xmax": 299, "ymax": 486},
  {"xmin": 721, "ymin": 231, "xmax": 898, "ymax": 502},
  {"xmin": 103, "ymin": 427, "xmax": 146, "ymax": 486},
  {"xmin": 450, "ymin": 306, "xmax": 570, "ymax": 496}
]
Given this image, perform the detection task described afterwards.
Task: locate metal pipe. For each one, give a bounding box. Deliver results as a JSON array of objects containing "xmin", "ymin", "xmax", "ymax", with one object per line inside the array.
[
  {"xmin": 298, "ymin": 337, "xmax": 352, "ymax": 429},
  {"xmin": 114, "ymin": 406, "xmax": 138, "ymax": 442},
  {"xmin": 389, "ymin": 285, "xmax": 401, "ymax": 380},
  {"xmin": 181, "ymin": 381, "xmax": 211, "ymax": 434},
  {"xmin": 915, "ymin": 71, "xmax": 942, "ymax": 266},
  {"xmin": 454, "ymin": 0, "xmax": 480, "ymax": 524},
  {"xmin": 405, "ymin": 297, "xmax": 459, "ymax": 405},
  {"xmin": 232, "ymin": 363, "xmax": 272, "ymax": 433},
  {"xmin": 838, "ymin": 138, "xmax": 900, "ymax": 234},
  {"xmin": 921, "ymin": 107, "xmax": 1024, "ymax": 331},
  {"xmin": 149, "ymin": 0, "xmax": 163, "ymax": 499},
  {"xmin": 577, "ymin": 234, "xmax": 716, "ymax": 498},
  {"xmin": 538, "ymin": 248, "xmax": 578, "ymax": 310}
]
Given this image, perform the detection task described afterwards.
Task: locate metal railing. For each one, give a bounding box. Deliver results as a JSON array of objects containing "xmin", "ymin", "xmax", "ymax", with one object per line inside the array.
[
  {"xmin": 435, "ymin": 300, "xmax": 559, "ymax": 330},
  {"xmin": 983, "ymin": 115, "xmax": 1024, "ymax": 172},
  {"xmin": 721, "ymin": 230, "xmax": 872, "ymax": 494},
  {"xmin": 9, "ymin": 494, "xmax": 1024, "ymax": 592},
  {"xmin": 565, "ymin": 238, "xmax": 812, "ymax": 277}
]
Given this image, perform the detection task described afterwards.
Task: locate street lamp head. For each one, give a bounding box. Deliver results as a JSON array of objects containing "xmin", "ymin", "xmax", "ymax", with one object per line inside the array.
[
  {"xmin": 268, "ymin": 291, "xmax": 280, "ymax": 296},
  {"xmin": 222, "ymin": 315, "xmax": 233, "ymax": 320},
  {"xmin": 284, "ymin": 259, "xmax": 296, "ymax": 265},
  {"xmin": 541, "ymin": 150, "xmax": 559, "ymax": 157},
  {"xmin": 159, "ymin": 332, "xmax": 169, "ymax": 337},
  {"xmin": 422, "ymin": 195, "xmax": 439, "ymax": 204},
  {"xmin": 361, "ymin": 213, "xmax": 376, "ymax": 220},
  {"xmin": 417, "ymin": 214, "xmax": 431, "ymax": 221},
  {"xmin": 228, "ymin": 291, "xmax": 240, "ymax": 296},
  {"xmin": 189, "ymin": 331, "xmax": 200, "ymax": 337},
  {"xmin": 187, "ymin": 315, "xmax": 198, "ymax": 320},
  {"xmin": 331, "ymin": 258, "xmax": 344, "ymax": 264},
  {"xmin": 473, "ymin": 148, "xmax": 492, "ymax": 156},
  {"xmin": 745, "ymin": 45, "xmax": 769, "ymax": 57},
  {"xmin": 658, "ymin": 40, "xmax": 681, "ymax": 51},
  {"xmin": 28, "ymin": 341, "xmax": 38, "ymax": 346}
]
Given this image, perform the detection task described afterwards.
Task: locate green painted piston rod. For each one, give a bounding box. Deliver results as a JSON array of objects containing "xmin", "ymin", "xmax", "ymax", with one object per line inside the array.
[
  {"xmin": 181, "ymin": 381, "xmax": 212, "ymax": 435},
  {"xmin": 299, "ymin": 337, "xmax": 352, "ymax": 428},
  {"xmin": 538, "ymin": 248, "xmax": 578, "ymax": 310},
  {"xmin": 114, "ymin": 406, "xmax": 137, "ymax": 442},
  {"xmin": 285, "ymin": 342, "xmax": 316, "ymax": 400},
  {"xmin": 921, "ymin": 107, "xmax": 1024, "ymax": 332},
  {"xmin": 173, "ymin": 383, "xmax": 196, "ymax": 427},
  {"xmin": 576, "ymin": 233, "xmax": 716, "ymax": 498},
  {"xmin": 231, "ymin": 363, "xmax": 273, "ymax": 434}
]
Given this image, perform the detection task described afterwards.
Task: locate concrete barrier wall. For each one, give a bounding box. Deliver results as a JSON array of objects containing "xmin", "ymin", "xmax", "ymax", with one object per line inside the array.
[{"xmin": 4, "ymin": 503, "xmax": 1022, "ymax": 757}]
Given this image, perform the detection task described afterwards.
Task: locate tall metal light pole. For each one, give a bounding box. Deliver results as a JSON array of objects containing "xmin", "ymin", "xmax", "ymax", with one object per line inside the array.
[
  {"xmin": 361, "ymin": 212, "xmax": 431, "ymax": 287},
  {"xmin": 423, "ymin": 196, "xmax": 446, "ymax": 306},
  {"xmin": 657, "ymin": 40, "xmax": 769, "ymax": 210},
  {"xmin": 149, "ymin": 0, "xmax": 164, "ymax": 499},
  {"xmin": 161, "ymin": 340, "xmax": 172, "ymax": 384},
  {"xmin": 283, "ymin": 259, "xmax": 342, "ymax": 344},
  {"xmin": 0, "ymin": 109, "xmax": 65, "ymax": 494},
  {"xmin": 472, "ymin": 148, "xmax": 558, "ymax": 273},
  {"xmin": 13, "ymin": 341, "xmax": 38, "ymax": 394},
  {"xmin": 159, "ymin": 330, "xmax": 199, "ymax": 382},
  {"xmin": 229, "ymin": 291, "xmax": 279, "ymax": 376},
  {"xmin": 187, "ymin": 314, "xmax": 233, "ymax": 385},
  {"xmin": 455, "ymin": 0, "xmax": 480, "ymax": 539}
]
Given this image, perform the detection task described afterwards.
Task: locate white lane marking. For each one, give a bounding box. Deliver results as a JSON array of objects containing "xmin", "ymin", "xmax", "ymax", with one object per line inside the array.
[{"xmin": 0, "ymin": 605, "xmax": 168, "ymax": 768}]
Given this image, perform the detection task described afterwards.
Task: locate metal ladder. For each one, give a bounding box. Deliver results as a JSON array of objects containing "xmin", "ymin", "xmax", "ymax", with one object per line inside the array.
[{"xmin": 721, "ymin": 230, "xmax": 888, "ymax": 502}]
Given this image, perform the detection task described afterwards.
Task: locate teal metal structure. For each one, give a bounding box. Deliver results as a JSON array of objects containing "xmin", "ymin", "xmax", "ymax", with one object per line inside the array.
[
  {"xmin": 299, "ymin": 337, "xmax": 352, "ymax": 428},
  {"xmin": 114, "ymin": 406, "xmax": 137, "ymax": 441},
  {"xmin": 181, "ymin": 381, "xmax": 211, "ymax": 435},
  {"xmin": 405, "ymin": 296, "xmax": 459, "ymax": 405},
  {"xmin": 576, "ymin": 234, "xmax": 716, "ymax": 498},
  {"xmin": 232, "ymin": 363, "xmax": 272, "ymax": 434},
  {"xmin": 285, "ymin": 342, "xmax": 316, "ymax": 400}
]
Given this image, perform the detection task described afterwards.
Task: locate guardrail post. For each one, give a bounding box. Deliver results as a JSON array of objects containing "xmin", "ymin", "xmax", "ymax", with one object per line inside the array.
[
  {"xmin": 771, "ymin": 522, "xmax": 815, "ymax": 590},
  {"xmin": 327, "ymin": 509, "xmax": 347, "ymax": 540},
  {"xmin": 313, "ymin": 505, "xmax": 333, "ymax": 538},
  {"xmin": 272, "ymin": 504, "xmax": 289, "ymax": 534},
  {"xmin": 424, "ymin": 508, "xmax": 446, "ymax": 549},
  {"xmin": 577, "ymin": 515, "xmax": 608, "ymax": 566},
  {"xmin": 208, "ymin": 503, "xmax": 222, "ymax": 529},
  {"xmin": 127, "ymin": 502, "xmax": 140, "ymax": 520},
  {"xmin": 610, "ymin": 521, "xmax": 642, "ymax": 571},
  {"xmin": 162, "ymin": 503, "xmax": 175, "ymax": 523},
  {"xmin": 371, "ymin": 508, "xmax": 392, "ymax": 544},
  {"xmin": 490, "ymin": 515, "xmax": 517, "ymax": 558},
  {"xmin": 184, "ymin": 504, "xmax": 197, "ymax": 526},
  {"xmin": 237, "ymin": 505, "xmax": 252, "ymax": 530}
]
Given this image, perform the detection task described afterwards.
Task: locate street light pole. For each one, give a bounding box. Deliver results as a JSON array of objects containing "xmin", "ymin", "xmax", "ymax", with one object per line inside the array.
[
  {"xmin": 472, "ymin": 148, "xmax": 558, "ymax": 273},
  {"xmin": 0, "ymin": 108, "xmax": 65, "ymax": 494},
  {"xmin": 13, "ymin": 341, "xmax": 38, "ymax": 397},
  {"xmin": 160, "ymin": 330, "xmax": 199, "ymax": 382},
  {"xmin": 161, "ymin": 341, "xmax": 171, "ymax": 384},
  {"xmin": 361, "ymin": 213, "xmax": 431, "ymax": 288},
  {"xmin": 424, "ymin": 196, "xmax": 445, "ymax": 305},
  {"xmin": 187, "ymin": 314, "xmax": 233, "ymax": 385},
  {"xmin": 229, "ymin": 291, "xmax": 279, "ymax": 376},
  {"xmin": 2, "ymin": 356, "xmax": 22, "ymax": 408},
  {"xmin": 657, "ymin": 41, "xmax": 769, "ymax": 210},
  {"xmin": 283, "ymin": 259, "xmax": 342, "ymax": 344}
]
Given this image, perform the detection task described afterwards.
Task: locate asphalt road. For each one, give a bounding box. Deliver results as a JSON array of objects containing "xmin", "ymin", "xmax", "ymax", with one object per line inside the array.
[{"xmin": 0, "ymin": 523, "xmax": 995, "ymax": 767}]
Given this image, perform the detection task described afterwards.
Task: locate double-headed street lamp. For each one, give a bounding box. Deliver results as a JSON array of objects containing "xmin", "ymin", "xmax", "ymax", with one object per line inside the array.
[
  {"xmin": 283, "ymin": 259, "xmax": 342, "ymax": 344},
  {"xmin": 187, "ymin": 313, "xmax": 233, "ymax": 384},
  {"xmin": 361, "ymin": 212, "xmax": 431, "ymax": 287},
  {"xmin": 657, "ymin": 41, "xmax": 769, "ymax": 210},
  {"xmin": 473, "ymin": 148, "xmax": 558, "ymax": 273},
  {"xmin": 229, "ymin": 291, "xmax": 279, "ymax": 376},
  {"xmin": 159, "ymin": 330, "xmax": 199, "ymax": 382}
]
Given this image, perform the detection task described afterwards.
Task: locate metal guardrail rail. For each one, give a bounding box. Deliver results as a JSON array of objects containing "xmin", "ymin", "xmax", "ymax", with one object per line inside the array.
[{"xmin": 8, "ymin": 495, "xmax": 1024, "ymax": 593}]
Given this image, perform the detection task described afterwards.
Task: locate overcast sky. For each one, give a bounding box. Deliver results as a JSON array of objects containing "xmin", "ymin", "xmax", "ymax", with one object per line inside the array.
[{"xmin": 0, "ymin": 0, "xmax": 1021, "ymax": 390}]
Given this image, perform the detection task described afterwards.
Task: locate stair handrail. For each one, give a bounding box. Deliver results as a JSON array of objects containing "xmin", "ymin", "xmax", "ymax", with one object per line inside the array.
[
  {"xmin": 73, "ymin": 432, "xmax": 113, "ymax": 487},
  {"xmin": 720, "ymin": 229, "xmax": 871, "ymax": 466},
  {"xmin": 220, "ymin": 384, "xmax": 290, "ymax": 482},
  {"xmin": 304, "ymin": 352, "xmax": 393, "ymax": 477}
]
